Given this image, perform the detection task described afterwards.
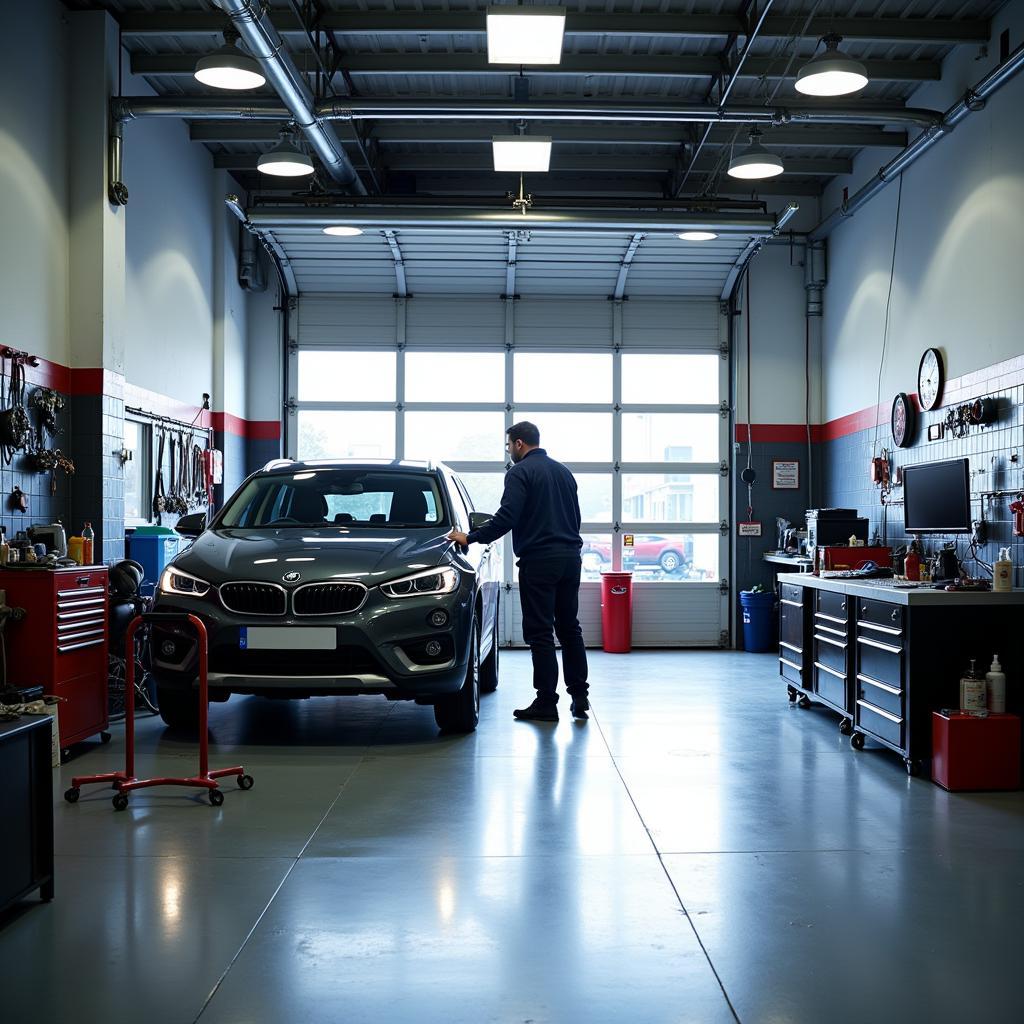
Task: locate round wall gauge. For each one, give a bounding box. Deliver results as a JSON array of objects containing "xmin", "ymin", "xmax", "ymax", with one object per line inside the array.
[
  {"xmin": 917, "ymin": 348, "xmax": 944, "ymax": 411},
  {"xmin": 891, "ymin": 392, "xmax": 915, "ymax": 448}
]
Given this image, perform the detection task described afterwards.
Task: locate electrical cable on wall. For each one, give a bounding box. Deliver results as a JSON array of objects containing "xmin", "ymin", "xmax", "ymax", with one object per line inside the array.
[{"xmin": 872, "ymin": 173, "xmax": 904, "ymax": 460}]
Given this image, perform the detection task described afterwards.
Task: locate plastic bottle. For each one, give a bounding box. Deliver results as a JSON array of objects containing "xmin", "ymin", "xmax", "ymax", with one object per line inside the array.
[
  {"xmin": 959, "ymin": 659, "xmax": 986, "ymax": 713},
  {"xmin": 81, "ymin": 522, "xmax": 94, "ymax": 565},
  {"xmin": 68, "ymin": 536, "xmax": 84, "ymax": 565},
  {"xmin": 993, "ymin": 548, "xmax": 1013, "ymax": 592},
  {"xmin": 986, "ymin": 655, "xmax": 1007, "ymax": 714},
  {"xmin": 904, "ymin": 547, "xmax": 920, "ymax": 581},
  {"xmin": 0, "ymin": 534, "xmax": 8, "ymax": 565}
]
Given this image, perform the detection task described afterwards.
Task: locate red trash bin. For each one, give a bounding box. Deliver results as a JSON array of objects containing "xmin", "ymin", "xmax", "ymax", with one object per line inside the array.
[{"xmin": 601, "ymin": 571, "xmax": 633, "ymax": 653}]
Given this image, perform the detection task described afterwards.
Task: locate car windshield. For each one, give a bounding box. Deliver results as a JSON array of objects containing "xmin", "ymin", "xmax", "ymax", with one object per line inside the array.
[{"xmin": 218, "ymin": 470, "xmax": 448, "ymax": 529}]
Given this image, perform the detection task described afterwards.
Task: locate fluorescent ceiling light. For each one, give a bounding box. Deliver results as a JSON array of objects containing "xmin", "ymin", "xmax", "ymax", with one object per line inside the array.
[
  {"xmin": 795, "ymin": 35, "xmax": 869, "ymax": 97},
  {"xmin": 257, "ymin": 136, "xmax": 314, "ymax": 177},
  {"xmin": 677, "ymin": 231, "xmax": 718, "ymax": 241},
  {"xmin": 486, "ymin": 6, "xmax": 566, "ymax": 65},
  {"xmin": 492, "ymin": 135, "xmax": 552, "ymax": 172},
  {"xmin": 194, "ymin": 32, "xmax": 265, "ymax": 90},
  {"xmin": 727, "ymin": 131, "xmax": 785, "ymax": 180},
  {"xmin": 323, "ymin": 226, "xmax": 364, "ymax": 237}
]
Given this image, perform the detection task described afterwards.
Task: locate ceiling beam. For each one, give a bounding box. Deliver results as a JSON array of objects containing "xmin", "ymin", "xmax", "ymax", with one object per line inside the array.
[
  {"xmin": 382, "ymin": 230, "xmax": 408, "ymax": 297},
  {"xmin": 119, "ymin": 12, "xmax": 990, "ymax": 45},
  {"xmin": 613, "ymin": 233, "xmax": 646, "ymax": 300},
  {"xmin": 192, "ymin": 122, "xmax": 906, "ymax": 149},
  {"xmin": 132, "ymin": 52, "xmax": 940, "ymax": 83}
]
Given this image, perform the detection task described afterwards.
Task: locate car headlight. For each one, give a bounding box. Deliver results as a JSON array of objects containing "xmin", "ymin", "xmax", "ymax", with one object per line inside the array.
[
  {"xmin": 159, "ymin": 565, "xmax": 212, "ymax": 598},
  {"xmin": 380, "ymin": 567, "xmax": 460, "ymax": 599}
]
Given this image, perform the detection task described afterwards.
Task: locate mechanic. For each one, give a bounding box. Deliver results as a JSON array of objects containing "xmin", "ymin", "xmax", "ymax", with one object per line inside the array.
[{"xmin": 447, "ymin": 421, "xmax": 590, "ymax": 722}]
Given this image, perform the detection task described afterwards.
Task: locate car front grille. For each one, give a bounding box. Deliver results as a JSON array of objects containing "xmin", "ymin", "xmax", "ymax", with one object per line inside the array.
[
  {"xmin": 211, "ymin": 644, "xmax": 381, "ymax": 677},
  {"xmin": 220, "ymin": 582, "xmax": 287, "ymax": 616},
  {"xmin": 293, "ymin": 582, "xmax": 367, "ymax": 616}
]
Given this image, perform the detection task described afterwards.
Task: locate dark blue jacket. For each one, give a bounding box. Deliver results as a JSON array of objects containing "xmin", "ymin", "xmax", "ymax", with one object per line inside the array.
[{"xmin": 467, "ymin": 448, "xmax": 582, "ymax": 559}]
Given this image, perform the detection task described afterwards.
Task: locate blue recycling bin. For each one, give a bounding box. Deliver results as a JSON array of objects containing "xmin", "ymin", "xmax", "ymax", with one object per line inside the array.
[
  {"xmin": 129, "ymin": 528, "xmax": 185, "ymax": 595},
  {"xmin": 740, "ymin": 590, "xmax": 776, "ymax": 652}
]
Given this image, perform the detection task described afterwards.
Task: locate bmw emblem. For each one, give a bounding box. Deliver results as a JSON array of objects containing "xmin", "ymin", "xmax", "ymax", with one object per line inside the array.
[{"xmin": 282, "ymin": 571, "xmax": 302, "ymax": 584}]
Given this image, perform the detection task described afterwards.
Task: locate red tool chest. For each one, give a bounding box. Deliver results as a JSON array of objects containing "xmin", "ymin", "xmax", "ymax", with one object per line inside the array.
[
  {"xmin": 0, "ymin": 566, "xmax": 109, "ymax": 749},
  {"xmin": 931, "ymin": 711, "xmax": 1021, "ymax": 791}
]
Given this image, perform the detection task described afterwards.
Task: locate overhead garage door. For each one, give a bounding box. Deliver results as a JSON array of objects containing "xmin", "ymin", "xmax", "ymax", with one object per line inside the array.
[{"xmin": 289, "ymin": 294, "xmax": 731, "ymax": 647}]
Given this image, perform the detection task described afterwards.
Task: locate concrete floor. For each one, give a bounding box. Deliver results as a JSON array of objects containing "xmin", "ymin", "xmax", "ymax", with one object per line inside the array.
[{"xmin": 3, "ymin": 650, "xmax": 1023, "ymax": 1024}]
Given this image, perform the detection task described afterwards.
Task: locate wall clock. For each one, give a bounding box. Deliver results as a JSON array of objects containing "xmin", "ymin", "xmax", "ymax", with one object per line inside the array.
[
  {"xmin": 917, "ymin": 348, "xmax": 944, "ymax": 411},
  {"xmin": 891, "ymin": 392, "xmax": 915, "ymax": 448}
]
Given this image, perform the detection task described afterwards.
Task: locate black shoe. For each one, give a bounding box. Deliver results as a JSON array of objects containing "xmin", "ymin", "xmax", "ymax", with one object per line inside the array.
[
  {"xmin": 513, "ymin": 699, "xmax": 559, "ymax": 722},
  {"xmin": 570, "ymin": 696, "xmax": 590, "ymax": 721}
]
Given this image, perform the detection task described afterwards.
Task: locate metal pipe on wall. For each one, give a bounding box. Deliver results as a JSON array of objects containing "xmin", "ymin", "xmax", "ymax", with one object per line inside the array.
[{"xmin": 810, "ymin": 40, "xmax": 1024, "ymax": 240}]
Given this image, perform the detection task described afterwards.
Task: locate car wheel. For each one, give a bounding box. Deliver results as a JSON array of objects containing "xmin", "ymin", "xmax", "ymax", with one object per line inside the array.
[
  {"xmin": 434, "ymin": 617, "xmax": 481, "ymax": 733},
  {"xmin": 659, "ymin": 550, "xmax": 683, "ymax": 573},
  {"xmin": 156, "ymin": 683, "xmax": 200, "ymax": 731},
  {"xmin": 480, "ymin": 600, "xmax": 500, "ymax": 694}
]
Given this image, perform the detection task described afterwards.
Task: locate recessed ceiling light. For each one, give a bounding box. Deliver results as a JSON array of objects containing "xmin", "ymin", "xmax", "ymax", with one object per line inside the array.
[
  {"xmin": 492, "ymin": 135, "xmax": 553, "ymax": 172},
  {"xmin": 486, "ymin": 5, "xmax": 566, "ymax": 65},
  {"xmin": 795, "ymin": 34, "xmax": 869, "ymax": 97},
  {"xmin": 678, "ymin": 231, "xmax": 718, "ymax": 241},
  {"xmin": 727, "ymin": 130, "xmax": 785, "ymax": 180},
  {"xmin": 194, "ymin": 30, "xmax": 265, "ymax": 91},
  {"xmin": 322, "ymin": 226, "xmax": 364, "ymax": 237},
  {"xmin": 257, "ymin": 134, "xmax": 314, "ymax": 177}
]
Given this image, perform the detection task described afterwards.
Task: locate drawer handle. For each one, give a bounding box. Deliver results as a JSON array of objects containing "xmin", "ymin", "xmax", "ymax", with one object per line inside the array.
[
  {"xmin": 57, "ymin": 608, "xmax": 106, "ymax": 621},
  {"xmin": 856, "ymin": 673, "xmax": 901, "ymax": 696},
  {"xmin": 780, "ymin": 599, "xmax": 803, "ymax": 608},
  {"xmin": 858, "ymin": 621, "xmax": 902, "ymax": 637},
  {"xmin": 57, "ymin": 586, "xmax": 105, "ymax": 598},
  {"xmin": 856, "ymin": 699, "xmax": 902, "ymax": 724},
  {"xmin": 57, "ymin": 619, "xmax": 105, "ymax": 633},
  {"xmin": 815, "ymin": 612, "xmax": 847, "ymax": 626},
  {"xmin": 58, "ymin": 638, "xmax": 105, "ymax": 653},
  {"xmin": 815, "ymin": 622, "xmax": 846, "ymax": 639},
  {"xmin": 857, "ymin": 636, "xmax": 902, "ymax": 655},
  {"xmin": 814, "ymin": 633, "xmax": 847, "ymax": 650},
  {"xmin": 814, "ymin": 661, "xmax": 846, "ymax": 680},
  {"xmin": 56, "ymin": 627, "xmax": 105, "ymax": 642},
  {"xmin": 779, "ymin": 641, "xmax": 802, "ymax": 654},
  {"xmin": 780, "ymin": 657, "xmax": 803, "ymax": 672}
]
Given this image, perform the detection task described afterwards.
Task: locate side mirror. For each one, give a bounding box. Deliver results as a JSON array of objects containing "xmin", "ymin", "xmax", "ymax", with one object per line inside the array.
[
  {"xmin": 175, "ymin": 511, "xmax": 207, "ymax": 537},
  {"xmin": 469, "ymin": 512, "xmax": 493, "ymax": 531}
]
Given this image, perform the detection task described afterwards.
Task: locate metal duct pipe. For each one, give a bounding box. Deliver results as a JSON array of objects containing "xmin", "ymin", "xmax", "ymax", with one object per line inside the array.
[
  {"xmin": 215, "ymin": 0, "xmax": 366, "ymax": 193},
  {"xmin": 108, "ymin": 121, "xmax": 128, "ymax": 206},
  {"xmin": 245, "ymin": 205, "xmax": 778, "ymax": 235},
  {"xmin": 810, "ymin": 39, "xmax": 1024, "ymax": 240},
  {"xmin": 804, "ymin": 240, "xmax": 827, "ymax": 317},
  {"xmin": 113, "ymin": 97, "xmax": 289, "ymax": 121}
]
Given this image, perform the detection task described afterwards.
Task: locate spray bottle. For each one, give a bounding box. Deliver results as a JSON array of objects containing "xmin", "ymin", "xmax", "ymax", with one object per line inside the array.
[
  {"xmin": 994, "ymin": 548, "xmax": 1013, "ymax": 592},
  {"xmin": 959, "ymin": 659, "xmax": 986, "ymax": 713},
  {"xmin": 986, "ymin": 655, "xmax": 1007, "ymax": 714}
]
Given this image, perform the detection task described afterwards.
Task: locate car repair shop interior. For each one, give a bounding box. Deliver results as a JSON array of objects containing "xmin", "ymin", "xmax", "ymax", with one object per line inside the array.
[{"xmin": 1, "ymin": 2, "xmax": 1023, "ymax": 1022}]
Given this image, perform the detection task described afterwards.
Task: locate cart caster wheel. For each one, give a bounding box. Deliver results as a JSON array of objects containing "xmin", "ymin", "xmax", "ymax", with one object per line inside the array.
[
  {"xmin": 839, "ymin": 719, "xmax": 852, "ymax": 736},
  {"xmin": 237, "ymin": 774, "xmax": 254, "ymax": 791},
  {"xmin": 787, "ymin": 686, "xmax": 798, "ymax": 703},
  {"xmin": 100, "ymin": 731, "xmax": 112, "ymax": 744},
  {"xmin": 905, "ymin": 758, "xmax": 921, "ymax": 777},
  {"xmin": 798, "ymin": 696, "xmax": 811, "ymax": 710},
  {"xmin": 64, "ymin": 787, "xmax": 80, "ymax": 803},
  {"xmin": 209, "ymin": 788, "xmax": 224, "ymax": 807},
  {"xmin": 112, "ymin": 793, "xmax": 129, "ymax": 811},
  {"xmin": 850, "ymin": 732, "xmax": 865, "ymax": 751}
]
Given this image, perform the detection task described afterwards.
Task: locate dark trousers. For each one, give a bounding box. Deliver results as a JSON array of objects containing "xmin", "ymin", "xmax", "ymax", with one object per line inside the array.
[{"xmin": 518, "ymin": 555, "xmax": 589, "ymax": 705}]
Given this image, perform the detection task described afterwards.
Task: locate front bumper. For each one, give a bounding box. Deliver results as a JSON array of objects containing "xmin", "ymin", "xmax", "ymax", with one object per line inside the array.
[{"xmin": 149, "ymin": 576, "xmax": 474, "ymax": 701}]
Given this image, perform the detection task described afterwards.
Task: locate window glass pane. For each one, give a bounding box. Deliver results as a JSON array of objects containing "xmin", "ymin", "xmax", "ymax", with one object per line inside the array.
[
  {"xmin": 404, "ymin": 412, "xmax": 506, "ymax": 461},
  {"xmin": 297, "ymin": 351, "xmax": 396, "ymax": 402},
  {"xmin": 576, "ymin": 475, "xmax": 613, "ymax": 522},
  {"xmin": 622, "ymin": 413, "xmax": 719, "ymax": 463},
  {"xmin": 581, "ymin": 534, "xmax": 612, "ymax": 581},
  {"xmin": 405, "ymin": 353, "xmax": 505, "ymax": 403},
  {"xmin": 514, "ymin": 353, "xmax": 612, "ymax": 403},
  {"xmin": 622, "ymin": 473, "xmax": 719, "ymax": 523},
  {"xmin": 528, "ymin": 413, "xmax": 611, "ymax": 462},
  {"xmin": 621, "ymin": 354, "xmax": 719, "ymax": 405},
  {"xmin": 459, "ymin": 473, "xmax": 507, "ymax": 514},
  {"xmin": 623, "ymin": 533, "xmax": 719, "ymax": 582},
  {"xmin": 124, "ymin": 420, "xmax": 143, "ymax": 520},
  {"xmin": 297, "ymin": 411, "xmax": 395, "ymax": 460}
]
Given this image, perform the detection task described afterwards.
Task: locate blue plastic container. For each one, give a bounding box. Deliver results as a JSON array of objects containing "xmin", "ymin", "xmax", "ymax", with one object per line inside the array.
[
  {"xmin": 129, "ymin": 530, "xmax": 184, "ymax": 594},
  {"xmin": 740, "ymin": 590, "xmax": 776, "ymax": 652}
]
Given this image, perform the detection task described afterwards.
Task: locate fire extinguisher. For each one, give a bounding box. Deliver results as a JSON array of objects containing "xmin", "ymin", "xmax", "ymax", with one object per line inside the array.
[{"xmin": 1010, "ymin": 498, "xmax": 1024, "ymax": 537}]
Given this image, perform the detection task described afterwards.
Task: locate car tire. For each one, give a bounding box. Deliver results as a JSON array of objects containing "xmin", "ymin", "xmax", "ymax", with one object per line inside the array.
[
  {"xmin": 156, "ymin": 683, "xmax": 200, "ymax": 731},
  {"xmin": 659, "ymin": 550, "xmax": 683, "ymax": 573},
  {"xmin": 434, "ymin": 617, "xmax": 480, "ymax": 733},
  {"xmin": 480, "ymin": 600, "xmax": 500, "ymax": 694}
]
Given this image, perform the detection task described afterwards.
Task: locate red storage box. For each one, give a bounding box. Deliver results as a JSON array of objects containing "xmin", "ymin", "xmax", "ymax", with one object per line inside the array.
[
  {"xmin": 931, "ymin": 712, "xmax": 1021, "ymax": 791},
  {"xmin": 819, "ymin": 545, "xmax": 892, "ymax": 571}
]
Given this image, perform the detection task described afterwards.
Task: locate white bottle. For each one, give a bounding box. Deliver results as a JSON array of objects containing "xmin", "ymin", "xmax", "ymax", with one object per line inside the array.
[
  {"xmin": 959, "ymin": 659, "xmax": 986, "ymax": 713},
  {"xmin": 986, "ymin": 655, "xmax": 1007, "ymax": 714},
  {"xmin": 994, "ymin": 548, "xmax": 1013, "ymax": 592}
]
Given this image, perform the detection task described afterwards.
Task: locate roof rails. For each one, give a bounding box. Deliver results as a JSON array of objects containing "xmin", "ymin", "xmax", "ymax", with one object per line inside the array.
[{"xmin": 262, "ymin": 458, "xmax": 294, "ymax": 471}]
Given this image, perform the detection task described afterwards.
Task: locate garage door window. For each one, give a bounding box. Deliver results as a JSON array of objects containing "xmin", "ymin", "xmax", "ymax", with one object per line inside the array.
[{"xmin": 297, "ymin": 351, "xmax": 396, "ymax": 402}]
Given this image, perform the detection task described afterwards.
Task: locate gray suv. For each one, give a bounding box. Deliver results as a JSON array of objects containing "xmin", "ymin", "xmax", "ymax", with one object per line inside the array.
[{"xmin": 150, "ymin": 460, "xmax": 501, "ymax": 734}]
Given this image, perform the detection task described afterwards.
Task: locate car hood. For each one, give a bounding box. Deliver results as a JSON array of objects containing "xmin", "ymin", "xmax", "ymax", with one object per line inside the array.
[{"xmin": 172, "ymin": 528, "xmax": 456, "ymax": 587}]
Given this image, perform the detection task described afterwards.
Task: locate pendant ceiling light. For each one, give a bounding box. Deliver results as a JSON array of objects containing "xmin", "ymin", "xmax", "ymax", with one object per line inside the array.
[
  {"xmin": 492, "ymin": 135, "xmax": 553, "ymax": 172},
  {"xmin": 727, "ymin": 130, "xmax": 785, "ymax": 180},
  {"xmin": 194, "ymin": 28, "xmax": 265, "ymax": 91},
  {"xmin": 795, "ymin": 34, "xmax": 869, "ymax": 97},
  {"xmin": 257, "ymin": 131, "xmax": 314, "ymax": 177},
  {"xmin": 486, "ymin": 5, "xmax": 566, "ymax": 65}
]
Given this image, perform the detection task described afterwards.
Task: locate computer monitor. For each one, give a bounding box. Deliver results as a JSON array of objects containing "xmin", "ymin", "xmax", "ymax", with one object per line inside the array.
[{"xmin": 902, "ymin": 458, "xmax": 971, "ymax": 534}]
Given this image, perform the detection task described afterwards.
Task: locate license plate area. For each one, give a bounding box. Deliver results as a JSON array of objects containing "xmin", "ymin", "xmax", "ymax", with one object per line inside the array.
[{"xmin": 240, "ymin": 626, "xmax": 337, "ymax": 651}]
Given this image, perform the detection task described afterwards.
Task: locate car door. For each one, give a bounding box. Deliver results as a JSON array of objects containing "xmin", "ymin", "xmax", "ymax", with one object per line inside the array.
[{"xmin": 448, "ymin": 471, "xmax": 499, "ymax": 642}]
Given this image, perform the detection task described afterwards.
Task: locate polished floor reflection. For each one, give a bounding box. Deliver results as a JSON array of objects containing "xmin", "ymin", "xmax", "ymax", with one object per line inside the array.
[{"xmin": 2, "ymin": 651, "xmax": 1023, "ymax": 1023}]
